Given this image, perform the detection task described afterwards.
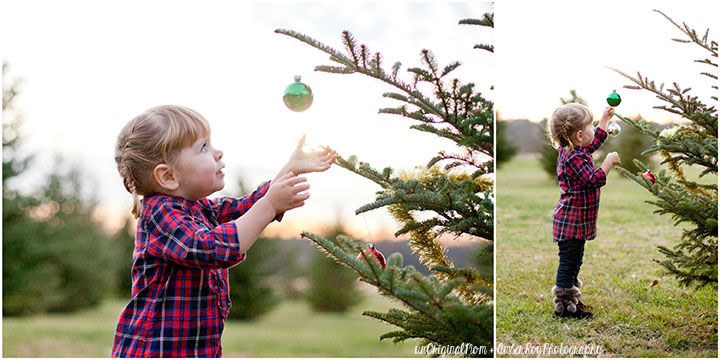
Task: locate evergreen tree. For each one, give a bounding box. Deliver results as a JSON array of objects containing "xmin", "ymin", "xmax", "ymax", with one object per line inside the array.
[
  {"xmin": 610, "ymin": 10, "xmax": 717, "ymax": 288},
  {"xmin": 496, "ymin": 120, "xmax": 517, "ymax": 168},
  {"xmin": 4, "ymin": 158, "xmax": 116, "ymax": 314},
  {"xmin": 276, "ymin": 14, "xmax": 493, "ymax": 354},
  {"xmin": 538, "ymin": 90, "xmax": 588, "ymax": 178},
  {"xmin": 607, "ymin": 114, "xmax": 657, "ymax": 173},
  {"xmin": 2, "ymin": 62, "xmax": 33, "ymax": 192},
  {"xmin": 537, "ymin": 118, "xmax": 558, "ymax": 178},
  {"xmin": 36, "ymin": 163, "xmax": 117, "ymax": 312},
  {"xmin": 227, "ymin": 237, "xmax": 281, "ymax": 320},
  {"xmin": 111, "ymin": 217, "xmax": 136, "ymax": 298},
  {"xmin": 2, "ymin": 61, "xmax": 48, "ymax": 315},
  {"xmin": 307, "ymin": 224, "xmax": 363, "ymax": 312},
  {"xmin": 227, "ymin": 177, "xmax": 280, "ymax": 320},
  {"xmin": 3, "ymin": 62, "xmax": 116, "ymax": 315}
]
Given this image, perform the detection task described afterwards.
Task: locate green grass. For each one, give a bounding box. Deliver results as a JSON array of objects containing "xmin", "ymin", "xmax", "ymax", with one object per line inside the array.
[
  {"xmin": 3, "ymin": 292, "xmax": 420, "ymax": 357},
  {"xmin": 496, "ymin": 155, "xmax": 718, "ymax": 358}
]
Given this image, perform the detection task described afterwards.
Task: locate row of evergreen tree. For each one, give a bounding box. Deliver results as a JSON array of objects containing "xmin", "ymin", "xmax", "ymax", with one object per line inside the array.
[{"xmin": 4, "ymin": 62, "xmax": 115, "ymax": 315}]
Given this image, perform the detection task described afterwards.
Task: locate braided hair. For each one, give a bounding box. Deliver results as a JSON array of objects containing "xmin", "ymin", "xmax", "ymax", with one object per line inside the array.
[
  {"xmin": 547, "ymin": 103, "xmax": 593, "ymax": 151},
  {"xmin": 114, "ymin": 105, "xmax": 211, "ymax": 218}
]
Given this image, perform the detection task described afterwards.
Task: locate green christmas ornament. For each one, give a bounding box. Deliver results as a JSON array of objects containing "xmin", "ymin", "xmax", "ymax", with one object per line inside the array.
[
  {"xmin": 283, "ymin": 75, "xmax": 313, "ymax": 112},
  {"xmin": 607, "ymin": 90, "xmax": 621, "ymax": 106}
]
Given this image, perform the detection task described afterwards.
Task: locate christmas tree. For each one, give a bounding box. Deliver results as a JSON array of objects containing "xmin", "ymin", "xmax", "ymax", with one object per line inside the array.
[
  {"xmin": 610, "ymin": 10, "xmax": 717, "ymax": 288},
  {"xmin": 276, "ymin": 13, "xmax": 493, "ymax": 354},
  {"xmin": 307, "ymin": 224, "xmax": 363, "ymax": 313},
  {"xmin": 607, "ymin": 113, "xmax": 657, "ymax": 173}
]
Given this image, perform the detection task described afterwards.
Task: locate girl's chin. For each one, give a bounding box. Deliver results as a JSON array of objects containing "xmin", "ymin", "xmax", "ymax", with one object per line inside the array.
[{"xmin": 214, "ymin": 180, "xmax": 225, "ymax": 192}]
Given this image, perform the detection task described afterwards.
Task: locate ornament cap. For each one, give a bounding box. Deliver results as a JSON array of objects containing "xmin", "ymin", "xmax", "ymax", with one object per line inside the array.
[{"xmin": 294, "ymin": 75, "xmax": 301, "ymax": 82}]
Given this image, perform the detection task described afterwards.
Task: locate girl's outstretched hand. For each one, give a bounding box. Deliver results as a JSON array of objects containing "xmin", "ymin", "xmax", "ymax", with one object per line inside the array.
[{"xmin": 286, "ymin": 135, "xmax": 337, "ymax": 175}]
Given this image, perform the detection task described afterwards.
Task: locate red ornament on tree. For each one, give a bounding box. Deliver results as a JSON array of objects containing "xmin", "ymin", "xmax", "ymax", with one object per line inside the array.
[
  {"xmin": 356, "ymin": 243, "xmax": 386, "ymax": 279},
  {"xmin": 642, "ymin": 170, "xmax": 656, "ymax": 184}
]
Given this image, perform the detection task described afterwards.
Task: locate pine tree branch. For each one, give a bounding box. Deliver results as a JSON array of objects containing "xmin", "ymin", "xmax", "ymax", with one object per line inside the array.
[
  {"xmin": 654, "ymin": 10, "xmax": 718, "ymax": 58},
  {"xmin": 459, "ymin": 13, "xmax": 493, "ymax": 28},
  {"xmin": 613, "ymin": 114, "xmax": 718, "ymax": 175},
  {"xmin": 276, "ymin": 29, "xmax": 445, "ymax": 119},
  {"xmin": 617, "ymin": 163, "xmax": 716, "ymax": 227},
  {"xmin": 299, "ymin": 231, "xmax": 493, "ymax": 347},
  {"xmin": 275, "ymin": 28, "xmax": 494, "ymax": 164},
  {"xmin": 332, "ymin": 152, "xmax": 493, "ymax": 241},
  {"xmin": 460, "ymin": 13, "xmax": 495, "ymax": 53},
  {"xmin": 616, "ymin": 163, "xmax": 718, "ymax": 287},
  {"xmin": 609, "ymin": 68, "xmax": 718, "ymax": 136}
]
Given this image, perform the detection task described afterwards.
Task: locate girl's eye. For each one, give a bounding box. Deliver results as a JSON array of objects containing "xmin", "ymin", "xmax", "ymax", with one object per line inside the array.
[{"xmin": 201, "ymin": 144, "xmax": 208, "ymax": 152}]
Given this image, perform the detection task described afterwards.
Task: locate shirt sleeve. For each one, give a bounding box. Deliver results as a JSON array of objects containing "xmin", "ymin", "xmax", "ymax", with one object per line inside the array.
[
  {"xmin": 205, "ymin": 181, "xmax": 284, "ymax": 224},
  {"xmin": 585, "ymin": 127, "xmax": 608, "ymax": 154},
  {"xmin": 566, "ymin": 153, "xmax": 607, "ymax": 188},
  {"xmin": 146, "ymin": 199, "xmax": 246, "ymax": 269}
]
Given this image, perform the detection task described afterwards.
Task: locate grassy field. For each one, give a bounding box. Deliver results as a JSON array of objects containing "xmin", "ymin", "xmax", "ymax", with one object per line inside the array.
[
  {"xmin": 496, "ymin": 155, "xmax": 718, "ymax": 358},
  {"xmin": 3, "ymin": 290, "xmax": 421, "ymax": 357}
]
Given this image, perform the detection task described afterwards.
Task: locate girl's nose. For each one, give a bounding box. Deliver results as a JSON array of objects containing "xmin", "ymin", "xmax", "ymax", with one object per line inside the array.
[{"xmin": 215, "ymin": 149, "xmax": 223, "ymax": 160}]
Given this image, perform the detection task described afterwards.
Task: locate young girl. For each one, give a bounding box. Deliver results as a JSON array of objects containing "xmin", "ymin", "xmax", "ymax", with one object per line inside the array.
[
  {"xmin": 111, "ymin": 105, "xmax": 336, "ymax": 357},
  {"xmin": 547, "ymin": 103, "xmax": 620, "ymax": 319}
]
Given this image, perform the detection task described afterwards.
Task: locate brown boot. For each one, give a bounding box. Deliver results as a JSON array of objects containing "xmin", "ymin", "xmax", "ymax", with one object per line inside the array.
[
  {"xmin": 574, "ymin": 278, "xmax": 593, "ymax": 312},
  {"xmin": 576, "ymin": 300, "xmax": 593, "ymax": 312},
  {"xmin": 552, "ymin": 286, "xmax": 593, "ymax": 319}
]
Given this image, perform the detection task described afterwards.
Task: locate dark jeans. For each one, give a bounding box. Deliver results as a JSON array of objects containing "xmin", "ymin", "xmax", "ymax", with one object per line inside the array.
[{"xmin": 556, "ymin": 239, "xmax": 586, "ymax": 288}]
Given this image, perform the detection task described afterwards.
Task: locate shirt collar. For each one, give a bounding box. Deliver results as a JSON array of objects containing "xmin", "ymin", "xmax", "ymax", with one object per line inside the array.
[{"xmin": 144, "ymin": 193, "xmax": 214, "ymax": 213}]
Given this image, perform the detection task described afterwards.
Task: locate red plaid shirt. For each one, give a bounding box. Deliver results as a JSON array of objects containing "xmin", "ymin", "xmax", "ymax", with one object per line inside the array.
[
  {"xmin": 112, "ymin": 181, "xmax": 278, "ymax": 358},
  {"xmin": 552, "ymin": 127, "xmax": 608, "ymax": 242}
]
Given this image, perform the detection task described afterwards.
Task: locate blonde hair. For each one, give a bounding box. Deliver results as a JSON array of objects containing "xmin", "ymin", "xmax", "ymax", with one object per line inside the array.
[
  {"xmin": 547, "ymin": 103, "xmax": 593, "ymax": 151},
  {"xmin": 114, "ymin": 105, "xmax": 211, "ymax": 218}
]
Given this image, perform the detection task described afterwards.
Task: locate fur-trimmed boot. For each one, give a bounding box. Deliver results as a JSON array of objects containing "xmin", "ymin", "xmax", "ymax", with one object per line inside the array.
[
  {"xmin": 574, "ymin": 278, "xmax": 592, "ymax": 312},
  {"xmin": 552, "ymin": 286, "xmax": 593, "ymax": 319}
]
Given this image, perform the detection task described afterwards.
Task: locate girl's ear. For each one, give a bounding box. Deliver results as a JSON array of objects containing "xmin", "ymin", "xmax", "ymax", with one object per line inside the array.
[
  {"xmin": 572, "ymin": 129, "xmax": 583, "ymax": 145},
  {"xmin": 153, "ymin": 164, "xmax": 179, "ymax": 192}
]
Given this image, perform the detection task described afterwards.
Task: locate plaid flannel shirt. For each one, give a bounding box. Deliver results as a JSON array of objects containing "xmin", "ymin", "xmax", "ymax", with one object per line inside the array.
[
  {"xmin": 112, "ymin": 181, "xmax": 279, "ymax": 358},
  {"xmin": 552, "ymin": 127, "xmax": 608, "ymax": 242}
]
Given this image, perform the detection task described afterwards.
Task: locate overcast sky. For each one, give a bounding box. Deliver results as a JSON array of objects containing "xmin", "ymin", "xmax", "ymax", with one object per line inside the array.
[{"xmin": 1, "ymin": 1, "xmax": 492, "ymax": 241}]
